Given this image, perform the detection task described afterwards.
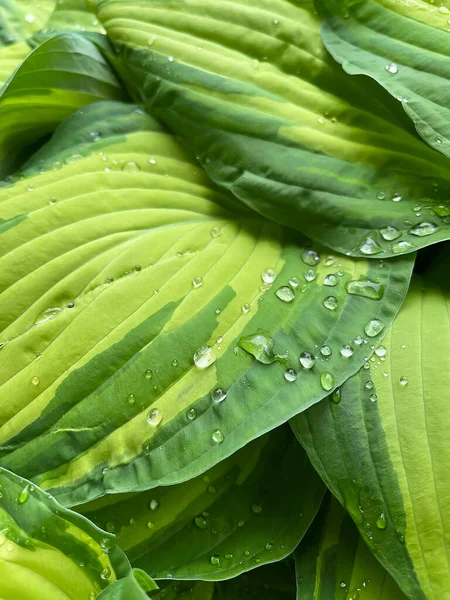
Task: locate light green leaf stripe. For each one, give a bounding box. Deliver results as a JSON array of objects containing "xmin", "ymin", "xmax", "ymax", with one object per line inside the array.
[
  {"xmin": 0, "ymin": 31, "xmax": 124, "ymax": 177},
  {"xmin": 295, "ymin": 496, "xmax": 406, "ymax": 599},
  {"xmin": 0, "ymin": 0, "xmax": 55, "ymax": 46},
  {"xmin": 316, "ymin": 0, "xmax": 450, "ymax": 158},
  {"xmin": 80, "ymin": 427, "xmax": 324, "ymax": 581},
  {"xmin": 292, "ymin": 262, "xmax": 450, "ymax": 599},
  {"xmin": 0, "ymin": 100, "xmax": 413, "ymax": 507},
  {"xmin": 0, "ymin": 466, "xmax": 133, "ymax": 599},
  {"xmin": 96, "ymin": 0, "xmax": 450, "ymax": 257},
  {"xmin": 47, "ymin": 0, "xmax": 107, "ymax": 34},
  {"xmin": 0, "ymin": 39, "xmax": 29, "ymax": 89}
]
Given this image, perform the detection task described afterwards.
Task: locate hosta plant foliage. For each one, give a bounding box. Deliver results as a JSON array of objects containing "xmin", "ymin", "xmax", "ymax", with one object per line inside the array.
[{"xmin": 0, "ymin": 0, "xmax": 448, "ymax": 598}]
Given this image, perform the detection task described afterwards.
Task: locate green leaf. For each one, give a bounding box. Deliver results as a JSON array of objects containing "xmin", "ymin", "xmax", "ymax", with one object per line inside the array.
[
  {"xmin": 0, "ymin": 0, "xmax": 55, "ymax": 46},
  {"xmin": 291, "ymin": 259, "xmax": 450, "ymax": 599},
  {"xmin": 97, "ymin": 570, "xmax": 158, "ymax": 599},
  {"xmin": 0, "ymin": 100, "xmax": 413, "ymax": 507},
  {"xmin": 0, "ymin": 466, "xmax": 132, "ymax": 599},
  {"xmin": 47, "ymin": 0, "xmax": 107, "ymax": 34},
  {"xmin": 0, "ymin": 39, "xmax": 29, "ymax": 88},
  {"xmin": 150, "ymin": 580, "xmax": 214, "ymax": 600},
  {"xmin": 79, "ymin": 427, "xmax": 325, "ymax": 580},
  {"xmin": 316, "ymin": 0, "xmax": 450, "ymax": 158},
  {"xmin": 96, "ymin": 0, "xmax": 450, "ymax": 257},
  {"xmin": 295, "ymin": 495, "xmax": 406, "ymax": 599},
  {"xmin": 0, "ymin": 31, "xmax": 124, "ymax": 177}
]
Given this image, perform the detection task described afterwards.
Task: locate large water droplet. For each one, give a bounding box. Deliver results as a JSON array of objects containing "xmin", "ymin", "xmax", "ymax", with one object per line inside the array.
[
  {"xmin": 276, "ymin": 286, "xmax": 295, "ymax": 303},
  {"xmin": 380, "ymin": 225, "xmax": 401, "ymax": 241},
  {"xmin": 385, "ymin": 63, "xmax": 398, "ymax": 74},
  {"xmin": 147, "ymin": 408, "xmax": 163, "ymax": 426},
  {"xmin": 346, "ymin": 279, "xmax": 384, "ymax": 300},
  {"xmin": 375, "ymin": 345, "xmax": 387, "ymax": 357},
  {"xmin": 284, "ymin": 368, "xmax": 297, "ymax": 382},
  {"xmin": 376, "ymin": 512, "xmax": 387, "ymax": 529},
  {"xmin": 392, "ymin": 240, "xmax": 413, "ymax": 254},
  {"xmin": 17, "ymin": 485, "xmax": 30, "ymax": 505},
  {"xmin": 323, "ymin": 296, "xmax": 338, "ymax": 311},
  {"xmin": 324, "ymin": 274, "xmax": 338, "ymax": 287},
  {"xmin": 237, "ymin": 331, "xmax": 286, "ymax": 364},
  {"xmin": 302, "ymin": 249, "xmax": 320, "ymax": 266},
  {"xmin": 360, "ymin": 236, "xmax": 383, "ymax": 255},
  {"xmin": 304, "ymin": 269, "xmax": 317, "ymax": 282},
  {"xmin": 211, "ymin": 388, "xmax": 227, "ymax": 403},
  {"xmin": 409, "ymin": 222, "xmax": 439, "ymax": 237},
  {"xmin": 299, "ymin": 352, "xmax": 315, "ymax": 369},
  {"xmin": 194, "ymin": 345, "xmax": 217, "ymax": 368},
  {"xmin": 212, "ymin": 429, "xmax": 224, "ymax": 444},
  {"xmin": 364, "ymin": 319, "xmax": 384, "ymax": 337},
  {"xmin": 261, "ymin": 268, "xmax": 276, "ymax": 284},
  {"xmin": 320, "ymin": 372, "xmax": 335, "ymax": 391},
  {"xmin": 320, "ymin": 345, "xmax": 332, "ymax": 356},
  {"xmin": 340, "ymin": 345, "xmax": 353, "ymax": 358}
]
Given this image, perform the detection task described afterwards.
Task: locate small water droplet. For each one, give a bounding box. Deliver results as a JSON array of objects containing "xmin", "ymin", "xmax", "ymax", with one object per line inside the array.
[
  {"xmin": 299, "ymin": 352, "xmax": 315, "ymax": 369},
  {"xmin": 284, "ymin": 368, "xmax": 297, "ymax": 382},
  {"xmin": 276, "ymin": 286, "xmax": 295, "ymax": 302},
  {"xmin": 323, "ymin": 296, "xmax": 338, "ymax": 311},
  {"xmin": 325, "ymin": 256, "xmax": 336, "ymax": 266},
  {"xmin": 194, "ymin": 345, "xmax": 217, "ymax": 368},
  {"xmin": 265, "ymin": 542, "xmax": 274, "ymax": 551},
  {"xmin": 210, "ymin": 226, "xmax": 221, "ymax": 238},
  {"xmin": 251, "ymin": 503, "xmax": 262, "ymax": 514},
  {"xmin": 244, "ymin": 549, "xmax": 251, "ymax": 557},
  {"xmin": 375, "ymin": 345, "xmax": 386, "ymax": 357},
  {"xmin": 399, "ymin": 376, "xmax": 408, "ymax": 386},
  {"xmin": 261, "ymin": 268, "xmax": 276, "ymax": 284},
  {"xmin": 331, "ymin": 388, "xmax": 341, "ymax": 404},
  {"xmin": 324, "ymin": 274, "xmax": 338, "ymax": 287},
  {"xmin": 212, "ymin": 429, "xmax": 224, "ymax": 444},
  {"xmin": 385, "ymin": 63, "xmax": 398, "ymax": 74},
  {"xmin": 17, "ymin": 485, "xmax": 30, "ymax": 505},
  {"xmin": 365, "ymin": 380, "xmax": 374, "ymax": 390},
  {"xmin": 392, "ymin": 193, "xmax": 403, "ymax": 202},
  {"xmin": 340, "ymin": 345, "xmax": 353, "ymax": 358},
  {"xmin": 376, "ymin": 513, "xmax": 387, "ymax": 529},
  {"xmin": 147, "ymin": 408, "xmax": 163, "ymax": 426},
  {"xmin": 392, "ymin": 240, "xmax": 413, "ymax": 253},
  {"xmin": 148, "ymin": 157, "xmax": 157, "ymax": 165},
  {"xmin": 128, "ymin": 393, "xmax": 136, "ymax": 405},
  {"xmin": 380, "ymin": 225, "xmax": 401, "ymax": 241},
  {"xmin": 101, "ymin": 567, "xmax": 112, "ymax": 580},
  {"xmin": 289, "ymin": 276, "xmax": 299, "ymax": 288},
  {"xmin": 340, "ymin": 581, "xmax": 347, "ymax": 589},
  {"xmin": 304, "ymin": 269, "xmax": 317, "ymax": 282},
  {"xmin": 409, "ymin": 222, "xmax": 439, "ymax": 237},
  {"xmin": 321, "ymin": 372, "xmax": 335, "ymax": 391},
  {"xmin": 195, "ymin": 515, "xmax": 208, "ymax": 529},
  {"xmin": 211, "ymin": 388, "xmax": 227, "ymax": 403},
  {"xmin": 360, "ymin": 236, "xmax": 383, "ymax": 255},
  {"xmin": 302, "ymin": 249, "xmax": 321, "ymax": 266},
  {"xmin": 346, "ymin": 279, "xmax": 384, "ymax": 300},
  {"xmin": 31, "ymin": 376, "xmax": 40, "ymax": 386},
  {"xmin": 149, "ymin": 499, "xmax": 159, "ymax": 510},
  {"xmin": 192, "ymin": 276, "xmax": 204, "ymax": 288},
  {"xmin": 145, "ymin": 369, "xmax": 153, "ymax": 380},
  {"xmin": 168, "ymin": 55, "xmax": 174, "ymax": 62},
  {"xmin": 364, "ymin": 319, "xmax": 384, "ymax": 337},
  {"xmin": 377, "ymin": 192, "xmax": 386, "ymax": 200},
  {"xmin": 320, "ymin": 345, "xmax": 332, "ymax": 356},
  {"xmin": 370, "ymin": 394, "xmax": 378, "ymax": 402},
  {"xmin": 186, "ymin": 408, "xmax": 196, "ymax": 420},
  {"xmin": 355, "ymin": 335, "xmax": 364, "ymax": 345},
  {"xmin": 171, "ymin": 359, "xmax": 178, "ymax": 367},
  {"xmin": 122, "ymin": 161, "xmax": 140, "ymax": 173}
]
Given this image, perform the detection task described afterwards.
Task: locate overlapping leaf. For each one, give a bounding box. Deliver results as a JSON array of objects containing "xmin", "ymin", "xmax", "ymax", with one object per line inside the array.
[
  {"xmin": 0, "ymin": 467, "xmax": 134, "ymax": 599},
  {"xmin": 317, "ymin": 0, "xmax": 450, "ymax": 158},
  {"xmin": 96, "ymin": 0, "xmax": 450, "ymax": 257},
  {"xmin": 0, "ymin": 39, "xmax": 29, "ymax": 88},
  {"xmin": 47, "ymin": 0, "xmax": 107, "ymax": 34},
  {"xmin": 292, "ymin": 253, "xmax": 450, "ymax": 599},
  {"xmin": 80, "ymin": 427, "xmax": 324, "ymax": 581},
  {"xmin": 295, "ymin": 496, "xmax": 406, "ymax": 599},
  {"xmin": 0, "ymin": 31, "xmax": 124, "ymax": 177},
  {"xmin": 0, "ymin": 0, "xmax": 55, "ymax": 46},
  {"xmin": 0, "ymin": 100, "xmax": 413, "ymax": 506}
]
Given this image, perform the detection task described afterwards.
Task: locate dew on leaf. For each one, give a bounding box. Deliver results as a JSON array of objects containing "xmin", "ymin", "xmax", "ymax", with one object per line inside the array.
[
  {"xmin": 320, "ymin": 345, "xmax": 332, "ymax": 357},
  {"xmin": 360, "ymin": 236, "xmax": 383, "ymax": 255},
  {"xmin": 392, "ymin": 240, "xmax": 413, "ymax": 253},
  {"xmin": 380, "ymin": 226, "xmax": 401, "ymax": 241},
  {"xmin": 323, "ymin": 296, "xmax": 338, "ymax": 311},
  {"xmin": 289, "ymin": 276, "xmax": 299, "ymax": 288},
  {"xmin": 340, "ymin": 345, "xmax": 353, "ymax": 358},
  {"xmin": 261, "ymin": 268, "xmax": 276, "ymax": 284},
  {"xmin": 331, "ymin": 388, "xmax": 341, "ymax": 404},
  {"xmin": 147, "ymin": 408, "xmax": 163, "ymax": 426},
  {"xmin": 299, "ymin": 352, "xmax": 315, "ymax": 369},
  {"xmin": 304, "ymin": 269, "xmax": 316, "ymax": 282},
  {"xmin": 409, "ymin": 222, "xmax": 439, "ymax": 237},
  {"xmin": 284, "ymin": 368, "xmax": 297, "ymax": 382},
  {"xmin": 212, "ymin": 429, "xmax": 224, "ymax": 444},
  {"xmin": 194, "ymin": 345, "xmax": 217, "ymax": 368},
  {"xmin": 364, "ymin": 319, "xmax": 384, "ymax": 337},
  {"xmin": 31, "ymin": 376, "xmax": 40, "ymax": 386},
  {"xmin": 376, "ymin": 513, "xmax": 387, "ymax": 529},
  {"xmin": 192, "ymin": 276, "xmax": 203, "ymax": 288},
  {"xmin": 324, "ymin": 274, "xmax": 338, "ymax": 287},
  {"xmin": 385, "ymin": 63, "xmax": 398, "ymax": 74},
  {"xmin": 237, "ymin": 331, "xmax": 286, "ymax": 364},
  {"xmin": 145, "ymin": 369, "xmax": 153, "ymax": 380},
  {"xmin": 346, "ymin": 279, "xmax": 384, "ymax": 300},
  {"xmin": 320, "ymin": 372, "xmax": 335, "ymax": 391},
  {"xmin": 242, "ymin": 303, "xmax": 251, "ymax": 313},
  {"xmin": 186, "ymin": 408, "xmax": 196, "ymax": 420},
  {"xmin": 149, "ymin": 499, "xmax": 159, "ymax": 510},
  {"xmin": 399, "ymin": 376, "xmax": 408, "ymax": 386},
  {"xmin": 251, "ymin": 503, "xmax": 262, "ymax": 514},
  {"xmin": 276, "ymin": 286, "xmax": 295, "ymax": 302},
  {"xmin": 122, "ymin": 161, "xmax": 140, "ymax": 173},
  {"xmin": 195, "ymin": 516, "xmax": 208, "ymax": 529},
  {"xmin": 301, "ymin": 249, "xmax": 320, "ymax": 266},
  {"xmin": 211, "ymin": 388, "xmax": 227, "ymax": 403}
]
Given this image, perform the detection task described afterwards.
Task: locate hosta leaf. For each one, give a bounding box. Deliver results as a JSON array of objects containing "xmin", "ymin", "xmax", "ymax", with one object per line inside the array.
[
  {"xmin": 291, "ymin": 257, "xmax": 450, "ymax": 599},
  {"xmin": 150, "ymin": 580, "xmax": 214, "ymax": 600},
  {"xmin": 47, "ymin": 0, "xmax": 107, "ymax": 34},
  {"xmin": 316, "ymin": 0, "xmax": 450, "ymax": 158},
  {"xmin": 96, "ymin": 0, "xmax": 450, "ymax": 257},
  {"xmin": 0, "ymin": 39, "xmax": 29, "ymax": 88},
  {"xmin": 295, "ymin": 496, "xmax": 406, "ymax": 599},
  {"xmin": 0, "ymin": 100, "xmax": 413, "ymax": 507},
  {"xmin": 0, "ymin": 31, "xmax": 124, "ymax": 177},
  {"xmin": 0, "ymin": 466, "xmax": 134, "ymax": 599},
  {"xmin": 97, "ymin": 570, "xmax": 158, "ymax": 599},
  {"xmin": 79, "ymin": 427, "xmax": 324, "ymax": 581},
  {"xmin": 0, "ymin": 0, "xmax": 55, "ymax": 46}
]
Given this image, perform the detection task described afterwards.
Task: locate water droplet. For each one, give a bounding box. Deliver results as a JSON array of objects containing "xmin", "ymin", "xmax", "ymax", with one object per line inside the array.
[
  {"xmin": 320, "ymin": 345, "xmax": 332, "ymax": 356},
  {"xmin": 375, "ymin": 345, "xmax": 386, "ymax": 357},
  {"xmin": 171, "ymin": 359, "xmax": 178, "ymax": 367},
  {"xmin": 210, "ymin": 226, "xmax": 221, "ymax": 238},
  {"xmin": 147, "ymin": 408, "xmax": 163, "ymax": 426},
  {"xmin": 101, "ymin": 567, "xmax": 112, "ymax": 580},
  {"xmin": 276, "ymin": 286, "xmax": 295, "ymax": 302},
  {"xmin": 17, "ymin": 485, "xmax": 30, "ymax": 505},
  {"xmin": 304, "ymin": 269, "xmax": 317, "ymax": 282},
  {"xmin": 148, "ymin": 157, "xmax": 157, "ymax": 165},
  {"xmin": 244, "ymin": 549, "xmax": 251, "ymax": 557},
  {"xmin": 237, "ymin": 331, "xmax": 286, "ymax": 364},
  {"xmin": 346, "ymin": 279, "xmax": 384, "ymax": 300},
  {"xmin": 122, "ymin": 161, "xmax": 140, "ymax": 173},
  {"xmin": 49, "ymin": 197, "xmax": 57, "ymax": 205},
  {"xmin": 321, "ymin": 372, "xmax": 335, "ymax": 391},
  {"xmin": 211, "ymin": 388, "xmax": 227, "ymax": 403},
  {"xmin": 225, "ymin": 553, "xmax": 233, "ymax": 559},
  {"xmin": 392, "ymin": 193, "xmax": 403, "ymax": 202},
  {"xmin": 340, "ymin": 345, "xmax": 353, "ymax": 358},
  {"xmin": 370, "ymin": 394, "xmax": 378, "ymax": 402},
  {"xmin": 325, "ymin": 256, "xmax": 336, "ymax": 266},
  {"xmin": 194, "ymin": 345, "xmax": 217, "ymax": 368},
  {"xmin": 354, "ymin": 335, "xmax": 364, "ymax": 345},
  {"xmin": 212, "ymin": 429, "xmax": 224, "ymax": 444},
  {"xmin": 364, "ymin": 319, "xmax": 384, "ymax": 337},
  {"xmin": 251, "ymin": 503, "xmax": 262, "ymax": 514},
  {"xmin": 380, "ymin": 225, "xmax": 401, "ymax": 241},
  {"xmin": 168, "ymin": 55, "xmax": 174, "ymax": 62},
  {"xmin": 186, "ymin": 408, "xmax": 196, "ymax": 420},
  {"xmin": 299, "ymin": 352, "xmax": 315, "ymax": 369},
  {"xmin": 25, "ymin": 12, "xmax": 35, "ymax": 22},
  {"xmin": 195, "ymin": 516, "xmax": 208, "ymax": 529},
  {"xmin": 147, "ymin": 35, "xmax": 157, "ymax": 46},
  {"xmin": 385, "ymin": 63, "xmax": 398, "ymax": 74},
  {"xmin": 360, "ymin": 236, "xmax": 383, "ymax": 255},
  {"xmin": 392, "ymin": 240, "xmax": 413, "ymax": 253},
  {"xmin": 377, "ymin": 192, "xmax": 386, "ymax": 200},
  {"xmin": 323, "ymin": 296, "xmax": 338, "ymax": 311},
  {"xmin": 284, "ymin": 368, "xmax": 297, "ymax": 382},
  {"xmin": 128, "ymin": 393, "xmax": 136, "ymax": 405},
  {"xmin": 365, "ymin": 380, "xmax": 374, "ymax": 390},
  {"xmin": 324, "ymin": 274, "xmax": 338, "ymax": 286},
  {"xmin": 265, "ymin": 542, "xmax": 274, "ymax": 551},
  {"xmin": 145, "ymin": 369, "xmax": 153, "ymax": 380},
  {"xmin": 31, "ymin": 376, "xmax": 40, "ymax": 386},
  {"xmin": 409, "ymin": 222, "xmax": 439, "ymax": 237},
  {"xmin": 331, "ymin": 388, "xmax": 341, "ymax": 404},
  {"xmin": 149, "ymin": 499, "xmax": 159, "ymax": 510},
  {"xmin": 399, "ymin": 376, "xmax": 408, "ymax": 386},
  {"xmin": 302, "ymin": 249, "xmax": 320, "ymax": 266},
  {"xmin": 261, "ymin": 268, "xmax": 276, "ymax": 284},
  {"xmin": 376, "ymin": 513, "xmax": 387, "ymax": 529},
  {"xmin": 192, "ymin": 276, "xmax": 203, "ymax": 288},
  {"xmin": 289, "ymin": 276, "xmax": 299, "ymax": 288}
]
